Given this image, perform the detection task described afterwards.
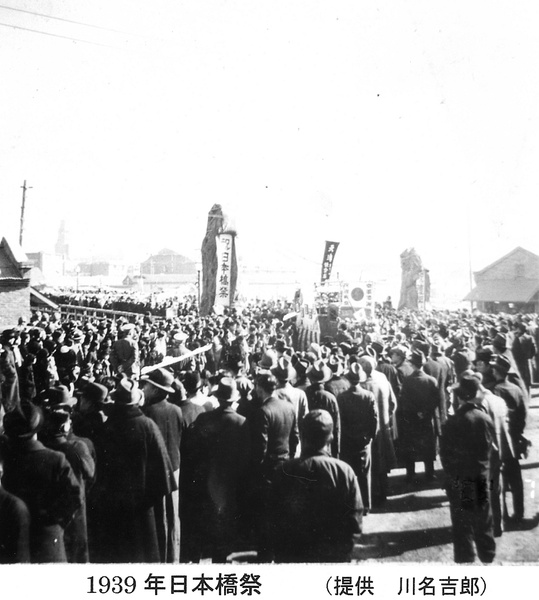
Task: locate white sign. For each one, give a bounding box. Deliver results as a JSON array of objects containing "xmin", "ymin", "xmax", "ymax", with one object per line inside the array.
[{"xmin": 215, "ymin": 233, "xmax": 233, "ymax": 307}]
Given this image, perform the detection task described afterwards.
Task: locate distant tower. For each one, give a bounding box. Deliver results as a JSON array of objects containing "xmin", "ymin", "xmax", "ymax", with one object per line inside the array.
[{"xmin": 55, "ymin": 220, "xmax": 70, "ymax": 259}]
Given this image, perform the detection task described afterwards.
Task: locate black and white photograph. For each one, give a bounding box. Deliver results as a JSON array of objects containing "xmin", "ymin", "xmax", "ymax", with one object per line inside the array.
[{"xmin": 0, "ymin": 1, "xmax": 538, "ymax": 596}]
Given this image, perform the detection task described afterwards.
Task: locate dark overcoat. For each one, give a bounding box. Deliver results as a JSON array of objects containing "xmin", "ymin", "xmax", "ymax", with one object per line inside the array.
[
  {"xmin": 397, "ymin": 370, "xmax": 440, "ymax": 463},
  {"xmin": 90, "ymin": 405, "xmax": 176, "ymax": 563},
  {"xmin": 184, "ymin": 406, "xmax": 250, "ymax": 560},
  {"xmin": 0, "ymin": 437, "xmax": 81, "ymax": 562},
  {"xmin": 45, "ymin": 433, "xmax": 95, "ymax": 563}
]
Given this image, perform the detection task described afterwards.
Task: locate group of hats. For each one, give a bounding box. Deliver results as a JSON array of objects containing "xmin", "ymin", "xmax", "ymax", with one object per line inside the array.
[{"xmin": 140, "ymin": 367, "xmax": 240, "ymax": 404}]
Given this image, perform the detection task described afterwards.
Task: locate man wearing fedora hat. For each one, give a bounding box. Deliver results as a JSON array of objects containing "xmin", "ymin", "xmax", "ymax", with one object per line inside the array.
[
  {"xmin": 1, "ymin": 402, "xmax": 82, "ymax": 562},
  {"xmin": 463, "ymin": 369, "xmax": 515, "ymax": 537},
  {"xmin": 358, "ymin": 356, "xmax": 397, "ymax": 507},
  {"xmin": 397, "ymin": 349, "xmax": 441, "ymax": 485},
  {"xmin": 325, "ymin": 354, "xmax": 352, "ymax": 400},
  {"xmin": 490, "ymin": 355, "xmax": 527, "ymax": 524},
  {"xmin": 337, "ymin": 362, "xmax": 377, "ymax": 514},
  {"xmin": 272, "ymin": 409, "xmax": 363, "ymax": 562},
  {"xmin": 424, "ymin": 340, "xmax": 455, "ymax": 427},
  {"xmin": 440, "ymin": 375, "xmax": 496, "ymax": 564},
  {"xmin": 90, "ymin": 378, "xmax": 176, "ymax": 563},
  {"xmin": 473, "ymin": 348, "xmax": 497, "ymax": 391},
  {"xmin": 272, "ymin": 356, "xmax": 308, "ymax": 455},
  {"xmin": 182, "ymin": 377, "xmax": 250, "ymax": 562},
  {"xmin": 1, "ymin": 329, "xmax": 21, "ymax": 414},
  {"xmin": 72, "ymin": 381, "xmax": 109, "ymax": 443},
  {"xmin": 511, "ymin": 322, "xmax": 536, "ymax": 396},
  {"xmin": 305, "ymin": 360, "xmax": 341, "ymax": 458},
  {"xmin": 109, "ymin": 324, "xmax": 140, "ymax": 378},
  {"xmin": 140, "ymin": 368, "xmax": 183, "ymax": 563},
  {"xmin": 41, "ymin": 405, "xmax": 96, "ymax": 563},
  {"xmin": 250, "ymin": 372, "xmax": 299, "ymax": 561}
]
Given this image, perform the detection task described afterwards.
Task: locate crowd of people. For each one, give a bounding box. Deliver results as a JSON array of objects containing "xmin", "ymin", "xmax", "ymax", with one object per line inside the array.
[
  {"xmin": 43, "ymin": 288, "xmax": 199, "ymax": 318},
  {"xmin": 0, "ymin": 297, "xmax": 536, "ymax": 564}
]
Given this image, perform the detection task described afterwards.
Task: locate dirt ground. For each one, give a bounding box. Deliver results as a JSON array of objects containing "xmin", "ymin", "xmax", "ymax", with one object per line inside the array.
[{"xmin": 353, "ymin": 388, "xmax": 539, "ymax": 565}]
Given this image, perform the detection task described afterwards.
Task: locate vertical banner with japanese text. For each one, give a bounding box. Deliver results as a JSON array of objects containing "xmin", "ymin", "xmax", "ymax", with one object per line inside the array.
[
  {"xmin": 320, "ymin": 241, "xmax": 339, "ymax": 285},
  {"xmin": 215, "ymin": 233, "xmax": 233, "ymax": 307}
]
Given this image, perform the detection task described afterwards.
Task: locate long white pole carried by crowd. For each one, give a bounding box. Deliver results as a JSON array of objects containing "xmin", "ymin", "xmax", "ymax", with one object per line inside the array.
[{"xmin": 139, "ymin": 343, "xmax": 212, "ymax": 375}]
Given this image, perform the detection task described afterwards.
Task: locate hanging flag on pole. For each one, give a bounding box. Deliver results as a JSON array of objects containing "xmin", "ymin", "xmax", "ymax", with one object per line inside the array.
[{"xmin": 320, "ymin": 241, "xmax": 340, "ymax": 285}]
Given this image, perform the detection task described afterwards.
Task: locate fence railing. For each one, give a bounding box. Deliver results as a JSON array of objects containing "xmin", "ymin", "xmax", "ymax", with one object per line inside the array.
[{"xmin": 43, "ymin": 304, "xmax": 166, "ymax": 321}]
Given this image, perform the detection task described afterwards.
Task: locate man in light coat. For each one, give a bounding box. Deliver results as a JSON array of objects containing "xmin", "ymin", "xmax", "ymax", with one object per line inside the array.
[{"xmin": 358, "ymin": 355, "xmax": 397, "ymax": 507}]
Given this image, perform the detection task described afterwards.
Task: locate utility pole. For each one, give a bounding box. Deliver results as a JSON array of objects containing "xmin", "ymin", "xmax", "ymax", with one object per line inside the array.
[{"xmin": 19, "ymin": 180, "xmax": 32, "ymax": 247}]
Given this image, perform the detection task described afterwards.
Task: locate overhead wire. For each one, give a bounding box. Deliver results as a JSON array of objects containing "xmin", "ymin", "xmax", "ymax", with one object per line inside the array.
[
  {"xmin": 0, "ymin": 3, "xmax": 132, "ymax": 35},
  {"xmin": 0, "ymin": 22, "xmax": 118, "ymax": 48}
]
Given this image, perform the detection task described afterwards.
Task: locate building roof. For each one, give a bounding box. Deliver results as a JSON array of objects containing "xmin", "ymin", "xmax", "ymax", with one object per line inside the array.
[
  {"xmin": 30, "ymin": 287, "xmax": 58, "ymax": 309},
  {"xmin": 140, "ymin": 274, "xmax": 196, "ymax": 284},
  {"xmin": 464, "ymin": 279, "xmax": 539, "ymax": 303},
  {"xmin": 474, "ymin": 246, "xmax": 539, "ymax": 276},
  {"xmin": 0, "ymin": 237, "xmax": 32, "ymax": 280}
]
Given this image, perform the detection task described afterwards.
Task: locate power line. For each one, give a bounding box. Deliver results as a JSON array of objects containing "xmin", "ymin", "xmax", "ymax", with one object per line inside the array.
[
  {"xmin": 0, "ymin": 3, "xmax": 131, "ymax": 35},
  {"xmin": 0, "ymin": 22, "xmax": 117, "ymax": 48}
]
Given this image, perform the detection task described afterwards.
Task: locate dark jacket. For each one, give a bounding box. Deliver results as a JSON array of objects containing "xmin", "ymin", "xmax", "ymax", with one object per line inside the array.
[
  {"xmin": 272, "ymin": 449, "xmax": 363, "ymax": 562},
  {"xmin": 305, "ymin": 384, "xmax": 341, "ymax": 458},
  {"xmin": 186, "ymin": 406, "xmax": 251, "ymax": 521},
  {"xmin": 143, "ymin": 399, "xmax": 184, "ymax": 472},
  {"xmin": 0, "ymin": 436, "xmax": 81, "ymax": 562},
  {"xmin": 492, "ymin": 379, "xmax": 527, "ymax": 446},
  {"xmin": 397, "ymin": 369, "xmax": 440, "ymax": 462},
  {"xmin": 440, "ymin": 403, "xmax": 495, "ymax": 507},
  {"xmin": 424, "ymin": 355, "xmax": 454, "ymax": 426},
  {"xmin": 45, "ymin": 433, "xmax": 95, "ymax": 563},
  {"xmin": 337, "ymin": 385, "xmax": 378, "ymax": 458},
  {"xmin": 250, "ymin": 395, "xmax": 299, "ymax": 474},
  {"xmin": 91, "ymin": 404, "xmax": 176, "ymax": 562},
  {"xmin": 0, "ymin": 486, "xmax": 31, "ymax": 563}
]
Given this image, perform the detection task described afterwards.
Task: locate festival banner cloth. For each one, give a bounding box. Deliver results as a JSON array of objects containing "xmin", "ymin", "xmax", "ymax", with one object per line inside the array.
[
  {"xmin": 215, "ymin": 233, "xmax": 233, "ymax": 306},
  {"xmin": 320, "ymin": 241, "xmax": 340, "ymax": 285}
]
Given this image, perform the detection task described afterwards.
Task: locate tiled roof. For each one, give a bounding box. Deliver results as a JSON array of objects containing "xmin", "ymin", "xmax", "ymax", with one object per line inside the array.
[{"xmin": 464, "ymin": 278, "xmax": 539, "ymax": 302}]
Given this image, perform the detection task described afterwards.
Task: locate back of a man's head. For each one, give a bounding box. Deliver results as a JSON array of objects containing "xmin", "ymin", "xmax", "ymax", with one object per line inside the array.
[{"xmin": 301, "ymin": 409, "xmax": 334, "ymax": 452}]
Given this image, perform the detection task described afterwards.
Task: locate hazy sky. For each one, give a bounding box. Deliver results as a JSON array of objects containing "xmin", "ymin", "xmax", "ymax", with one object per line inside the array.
[{"xmin": 1, "ymin": 1, "xmax": 538, "ymax": 298}]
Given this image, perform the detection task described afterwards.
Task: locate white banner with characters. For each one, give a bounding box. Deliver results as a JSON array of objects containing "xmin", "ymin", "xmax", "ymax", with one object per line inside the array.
[{"xmin": 215, "ymin": 233, "xmax": 233, "ymax": 307}]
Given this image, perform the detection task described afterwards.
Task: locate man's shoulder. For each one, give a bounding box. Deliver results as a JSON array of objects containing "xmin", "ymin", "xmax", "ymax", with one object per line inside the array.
[
  {"xmin": 302, "ymin": 453, "xmax": 358, "ymax": 479},
  {"xmin": 262, "ymin": 395, "xmax": 296, "ymax": 415}
]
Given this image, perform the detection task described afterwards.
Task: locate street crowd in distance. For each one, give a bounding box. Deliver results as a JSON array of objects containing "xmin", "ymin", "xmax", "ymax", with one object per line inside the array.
[
  {"xmin": 44, "ymin": 288, "xmax": 196, "ymax": 318},
  {"xmin": 0, "ymin": 293, "xmax": 536, "ymax": 564}
]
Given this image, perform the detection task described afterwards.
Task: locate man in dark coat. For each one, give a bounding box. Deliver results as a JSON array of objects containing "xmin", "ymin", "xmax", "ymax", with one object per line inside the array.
[
  {"xmin": 336, "ymin": 363, "xmax": 377, "ymax": 514},
  {"xmin": 272, "ymin": 356, "xmax": 308, "ymax": 455},
  {"xmin": 1, "ymin": 402, "xmax": 82, "ymax": 562},
  {"xmin": 305, "ymin": 360, "xmax": 341, "ymax": 458},
  {"xmin": 511, "ymin": 322, "xmax": 536, "ymax": 397},
  {"xmin": 473, "ymin": 347, "xmax": 497, "ymax": 392},
  {"xmin": 440, "ymin": 375, "xmax": 496, "ymax": 564},
  {"xmin": 71, "ymin": 381, "xmax": 109, "ymax": 443},
  {"xmin": 272, "ymin": 409, "xmax": 363, "ymax": 562},
  {"xmin": 0, "ymin": 442, "xmax": 31, "ymax": 563},
  {"xmin": 183, "ymin": 377, "xmax": 250, "ymax": 562},
  {"xmin": 249, "ymin": 372, "xmax": 299, "ymax": 561},
  {"xmin": 424, "ymin": 341, "xmax": 455, "ymax": 427},
  {"xmin": 398, "ymin": 350, "xmax": 440, "ymax": 484},
  {"xmin": 325, "ymin": 355, "xmax": 352, "ymax": 400},
  {"xmin": 1, "ymin": 329, "xmax": 21, "ymax": 414},
  {"xmin": 91, "ymin": 378, "xmax": 176, "ymax": 563},
  {"xmin": 109, "ymin": 324, "xmax": 140, "ymax": 377},
  {"xmin": 491, "ymin": 355, "xmax": 527, "ymax": 523},
  {"xmin": 358, "ymin": 355, "xmax": 397, "ymax": 507},
  {"xmin": 41, "ymin": 405, "xmax": 95, "ymax": 563},
  {"xmin": 140, "ymin": 367, "xmax": 183, "ymax": 563}
]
